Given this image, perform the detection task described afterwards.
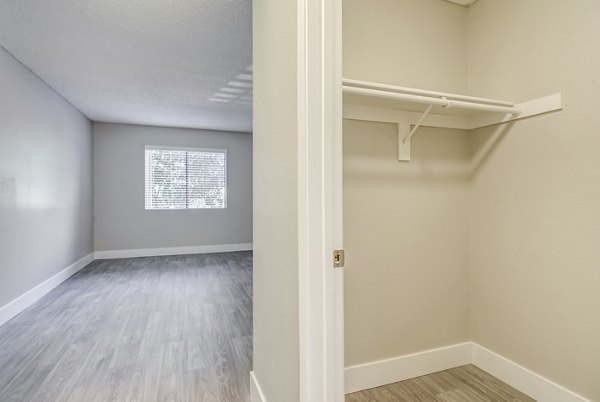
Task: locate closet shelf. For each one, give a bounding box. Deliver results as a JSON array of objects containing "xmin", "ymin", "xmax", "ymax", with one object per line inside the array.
[{"xmin": 342, "ymin": 78, "xmax": 563, "ymax": 161}]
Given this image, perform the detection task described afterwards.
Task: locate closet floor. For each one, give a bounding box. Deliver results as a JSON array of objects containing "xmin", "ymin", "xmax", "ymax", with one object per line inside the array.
[{"xmin": 346, "ymin": 364, "xmax": 535, "ymax": 401}]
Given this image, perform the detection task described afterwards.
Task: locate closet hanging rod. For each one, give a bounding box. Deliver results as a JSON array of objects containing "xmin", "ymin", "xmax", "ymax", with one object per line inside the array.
[
  {"xmin": 343, "ymin": 85, "xmax": 522, "ymax": 115},
  {"xmin": 343, "ymin": 78, "xmax": 516, "ymax": 107}
]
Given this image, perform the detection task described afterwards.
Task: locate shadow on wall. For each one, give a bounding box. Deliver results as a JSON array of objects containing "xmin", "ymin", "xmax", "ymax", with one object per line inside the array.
[
  {"xmin": 0, "ymin": 177, "xmax": 17, "ymax": 209},
  {"xmin": 343, "ymin": 120, "xmax": 470, "ymax": 184},
  {"xmin": 470, "ymin": 122, "xmax": 515, "ymax": 178}
]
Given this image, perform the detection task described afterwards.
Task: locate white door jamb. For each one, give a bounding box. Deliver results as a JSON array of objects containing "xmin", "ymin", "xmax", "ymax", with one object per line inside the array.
[{"xmin": 297, "ymin": 0, "xmax": 344, "ymax": 400}]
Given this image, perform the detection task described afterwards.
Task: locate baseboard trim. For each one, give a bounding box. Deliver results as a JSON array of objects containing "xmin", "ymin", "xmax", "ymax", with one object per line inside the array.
[
  {"xmin": 0, "ymin": 253, "xmax": 94, "ymax": 327},
  {"xmin": 250, "ymin": 371, "xmax": 267, "ymax": 402},
  {"xmin": 345, "ymin": 342, "xmax": 588, "ymax": 401},
  {"xmin": 471, "ymin": 343, "xmax": 589, "ymax": 402},
  {"xmin": 0, "ymin": 247, "xmax": 251, "ymax": 329},
  {"xmin": 94, "ymin": 243, "xmax": 253, "ymax": 259},
  {"xmin": 345, "ymin": 342, "xmax": 472, "ymax": 394}
]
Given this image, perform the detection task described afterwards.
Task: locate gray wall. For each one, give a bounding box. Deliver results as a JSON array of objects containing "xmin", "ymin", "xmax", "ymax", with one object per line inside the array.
[
  {"xmin": 93, "ymin": 123, "xmax": 252, "ymax": 251},
  {"xmin": 0, "ymin": 46, "xmax": 93, "ymax": 308}
]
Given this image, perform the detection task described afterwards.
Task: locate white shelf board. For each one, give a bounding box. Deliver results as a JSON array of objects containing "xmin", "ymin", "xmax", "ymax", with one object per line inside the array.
[
  {"xmin": 343, "ymin": 92, "xmax": 563, "ymax": 131},
  {"xmin": 341, "ymin": 79, "xmax": 563, "ymax": 161},
  {"xmin": 467, "ymin": 92, "xmax": 562, "ymax": 130}
]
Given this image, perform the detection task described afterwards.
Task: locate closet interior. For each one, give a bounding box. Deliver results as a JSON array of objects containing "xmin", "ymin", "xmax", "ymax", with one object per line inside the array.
[{"xmin": 341, "ymin": 0, "xmax": 596, "ymax": 401}]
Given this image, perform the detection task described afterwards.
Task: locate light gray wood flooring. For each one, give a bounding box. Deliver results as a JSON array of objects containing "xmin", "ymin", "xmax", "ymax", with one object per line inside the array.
[
  {"xmin": 0, "ymin": 251, "xmax": 252, "ymax": 402},
  {"xmin": 346, "ymin": 364, "xmax": 535, "ymax": 401}
]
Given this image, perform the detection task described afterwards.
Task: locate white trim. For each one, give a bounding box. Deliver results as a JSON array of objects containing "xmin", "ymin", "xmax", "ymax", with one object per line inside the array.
[
  {"xmin": 329, "ymin": 0, "xmax": 345, "ymax": 397},
  {"xmin": 345, "ymin": 342, "xmax": 589, "ymax": 401},
  {"xmin": 0, "ymin": 253, "xmax": 94, "ymax": 327},
  {"xmin": 144, "ymin": 146, "xmax": 228, "ymax": 211},
  {"xmin": 344, "ymin": 342, "xmax": 472, "ymax": 394},
  {"xmin": 0, "ymin": 246, "xmax": 250, "ymax": 329},
  {"xmin": 472, "ymin": 343, "xmax": 589, "ymax": 402},
  {"xmin": 250, "ymin": 371, "xmax": 267, "ymax": 402},
  {"xmin": 145, "ymin": 145, "xmax": 227, "ymax": 153},
  {"xmin": 297, "ymin": 0, "xmax": 344, "ymax": 400},
  {"xmin": 94, "ymin": 243, "xmax": 253, "ymax": 259}
]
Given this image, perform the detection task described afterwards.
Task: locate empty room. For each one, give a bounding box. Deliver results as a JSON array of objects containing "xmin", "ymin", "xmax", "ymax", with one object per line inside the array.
[
  {"xmin": 2, "ymin": 0, "xmax": 600, "ymax": 402},
  {"xmin": 0, "ymin": 1, "xmax": 253, "ymax": 400}
]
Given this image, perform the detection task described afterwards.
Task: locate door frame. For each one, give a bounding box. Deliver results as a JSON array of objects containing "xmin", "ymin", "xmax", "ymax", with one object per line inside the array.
[{"xmin": 297, "ymin": 0, "xmax": 344, "ymax": 400}]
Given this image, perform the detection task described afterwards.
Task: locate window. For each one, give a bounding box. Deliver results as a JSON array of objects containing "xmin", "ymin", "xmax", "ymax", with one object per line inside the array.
[{"xmin": 145, "ymin": 146, "xmax": 227, "ymax": 210}]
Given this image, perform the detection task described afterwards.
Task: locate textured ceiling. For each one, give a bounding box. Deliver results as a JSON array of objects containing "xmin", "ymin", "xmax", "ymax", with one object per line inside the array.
[
  {"xmin": 443, "ymin": 0, "xmax": 479, "ymax": 6},
  {"xmin": 0, "ymin": 0, "xmax": 253, "ymax": 132}
]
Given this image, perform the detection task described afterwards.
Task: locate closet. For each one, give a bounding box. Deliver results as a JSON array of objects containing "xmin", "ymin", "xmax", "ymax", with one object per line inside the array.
[{"xmin": 338, "ymin": 1, "xmax": 598, "ymax": 401}]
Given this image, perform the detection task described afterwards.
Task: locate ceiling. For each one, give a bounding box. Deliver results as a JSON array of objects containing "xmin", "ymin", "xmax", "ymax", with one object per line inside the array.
[
  {"xmin": 0, "ymin": 0, "xmax": 253, "ymax": 133},
  {"xmin": 443, "ymin": 0, "xmax": 479, "ymax": 6}
]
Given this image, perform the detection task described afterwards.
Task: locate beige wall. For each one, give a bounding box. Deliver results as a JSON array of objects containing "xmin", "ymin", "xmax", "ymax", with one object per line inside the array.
[
  {"xmin": 252, "ymin": 0, "xmax": 300, "ymax": 400},
  {"xmin": 345, "ymin": 1, "xmax": 599, "ymax": 398},
  {"xmin": 344, "ymin": 122, "xmax": 471, "ymax": 366},
  {"xmin": 343, "ymin": 0, "xmax": 471, "ymax": 366},
  {"xmin": 468, "ymin": 1, "xmax": 600, "ymax": 400},
  {"xmin": 343, "ymin": 0, "xmax": 467, "ymax": 94}
]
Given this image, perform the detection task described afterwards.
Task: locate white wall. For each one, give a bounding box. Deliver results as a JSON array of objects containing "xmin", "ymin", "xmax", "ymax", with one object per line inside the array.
[
  {"xmin": 343, "ymin": 0, "xmax": 470, "ymax": 367},
  {"xmin": 93, "ymin": 123, "xmax": 252, "ymax": 252},
  {"xmin": 0, "ymin": 46, "xmax": 93, "ymax": 308},
  {"xmin": 468, "ymin": 1, "xmax": 600, "ymax": 399},
  {"xmin": 252, "ymin": 0, "xmax": 300, "ymax": 400}
]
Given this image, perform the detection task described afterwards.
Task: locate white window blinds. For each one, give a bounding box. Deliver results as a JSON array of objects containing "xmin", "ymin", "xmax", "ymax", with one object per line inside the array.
[{"xmin": 145, "ymin": 146, "xmax": 227, "ymax": 209}]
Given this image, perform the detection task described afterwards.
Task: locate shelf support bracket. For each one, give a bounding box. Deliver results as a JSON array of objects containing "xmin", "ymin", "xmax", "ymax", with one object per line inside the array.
[{"xmin": 398, "ymin": 103, "xmax": 433, "ymax": 161}]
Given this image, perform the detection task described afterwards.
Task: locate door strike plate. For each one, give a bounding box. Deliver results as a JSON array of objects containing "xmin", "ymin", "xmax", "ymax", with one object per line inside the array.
[{"xmin": 333, "ymin": 250, "xmax": 345, "ymax": 268}]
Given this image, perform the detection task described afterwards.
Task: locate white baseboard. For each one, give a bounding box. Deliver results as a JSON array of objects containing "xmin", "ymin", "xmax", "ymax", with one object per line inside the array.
[
  {"xmin": 472, "ymin": 343, "xmax": 589, "ymax": 402},
  {"xmin": 2, "ymin": 248, "xmax": 259, "ymax": 400},
  {"xmin": 345, "ymin": 342, "xmax": 472, "ymax": 394},
  {"xmin": 0, "ymin": 253, "xmax": 94, "ymax": 327},
  {"xmin": 250, "ymin": 371, "xmax": 267, "ymax": 402},
  {"xmin": 94, "ymin": 243, "xmax": 253, "ymax": 259},
  {"xmin": 0, "ymin": 246, "xmax": 250, "ymax": 329},
  {"xmin": 345, "ymin": 342, "xmax": 589, "ymax": 401}
]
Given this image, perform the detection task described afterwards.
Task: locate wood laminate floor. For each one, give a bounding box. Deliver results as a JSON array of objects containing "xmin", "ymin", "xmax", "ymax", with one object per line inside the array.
[
  {"xmin": 346, "ymin": 364, "xmax": 535, "ymax": 402},
  {"xmin": 0, "ymin": 252, "xmax": 252, "ymax": 402}
]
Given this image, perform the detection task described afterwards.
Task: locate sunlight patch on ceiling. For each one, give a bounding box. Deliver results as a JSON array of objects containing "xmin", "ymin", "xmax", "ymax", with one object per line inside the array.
[{"xmin": 209, "ymin": 66, "xmax": 253, "ymax": 106}]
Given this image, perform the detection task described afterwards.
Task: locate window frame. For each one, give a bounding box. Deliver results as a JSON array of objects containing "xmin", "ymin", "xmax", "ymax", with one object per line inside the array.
[{"xmin": 144, "ymin": 145, "xmax": 228, "ymax": 211}]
